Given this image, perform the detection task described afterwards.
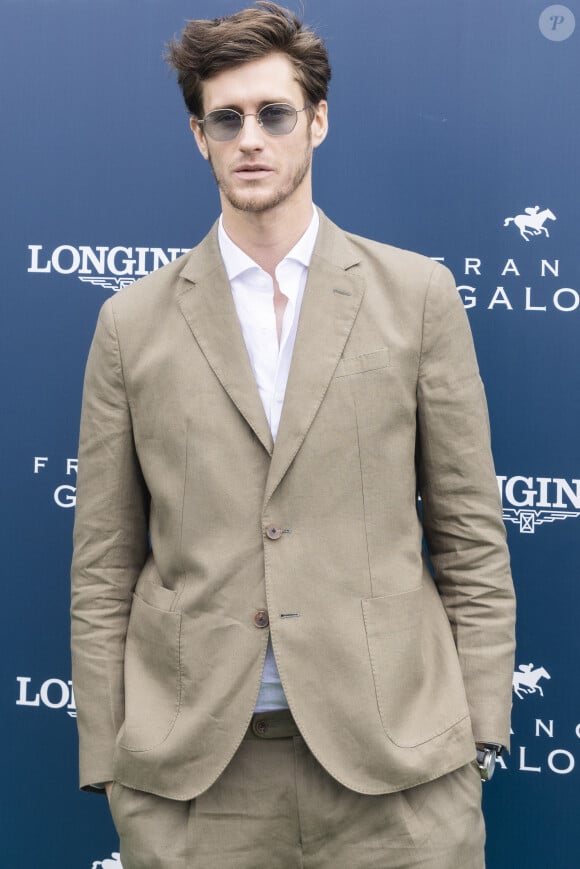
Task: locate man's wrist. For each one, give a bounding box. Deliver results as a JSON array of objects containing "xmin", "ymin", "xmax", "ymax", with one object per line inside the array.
[
  {"xmin": 474, "ymin": 744, "xmax": 502, "ymax": 781},
  {"xmin": 476, "ymin": 741, "xmax": 503, "ymax": 754},
  {"xmin": 92, "ymin": 781, "xmax": 114, "ymax": 798}
]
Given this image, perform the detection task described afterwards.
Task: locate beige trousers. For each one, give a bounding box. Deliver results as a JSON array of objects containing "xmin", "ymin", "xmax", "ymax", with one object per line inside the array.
[{"xmin": 109, "ymin": 716, "xmax": 485, "ymax": 869}]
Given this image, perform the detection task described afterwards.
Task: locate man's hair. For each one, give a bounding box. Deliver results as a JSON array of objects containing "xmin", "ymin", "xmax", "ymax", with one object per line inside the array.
[{"xmin": 165, "ymin": 2, "xmax": 331, "ymax": 117}]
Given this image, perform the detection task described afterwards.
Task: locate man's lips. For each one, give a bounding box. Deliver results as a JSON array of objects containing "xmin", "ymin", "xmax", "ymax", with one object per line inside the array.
[{"xmin": 233, "ymin": 164, "xmax": 274, "ymax": 179}]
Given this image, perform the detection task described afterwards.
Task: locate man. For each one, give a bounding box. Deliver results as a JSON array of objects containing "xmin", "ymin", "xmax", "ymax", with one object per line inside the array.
[{"xmin": 71, "ymin": 4, "xmax": 516, "ymax": 867}]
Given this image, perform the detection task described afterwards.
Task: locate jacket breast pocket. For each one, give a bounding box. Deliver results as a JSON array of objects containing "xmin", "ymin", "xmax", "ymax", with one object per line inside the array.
[
  {"xmin": 335, "ymin": 347, "xmax": 390, "ymax": 377},
  {"xmin": 362, "ymin": 585, "xmax": 469, "ymax": 747},
  {"xmin": 118, "ymin": 591, "xmax": 182, "ymax": 752}
]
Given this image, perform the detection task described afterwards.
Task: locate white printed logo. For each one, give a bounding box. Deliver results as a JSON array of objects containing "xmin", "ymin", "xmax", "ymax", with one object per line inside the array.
[
  {"xmin": 498, "ymin": 475, "xmax": 580, "ymax": 533},
  {"xmin": 507, "ymin": 664, "xmax": 578, "ymax": 775},
  {"xmin": 79, "ymin": 276, "xmax": 136, "ymax": 293},
  {"xmin": 503, "ymin": 206, "xmax": 556, "ymax": 241},
  {"xmin": 27, "ymin": 244, "xmax": 190, "ymax": 293},
  {"xmin": 16, "ymin": 676, "xmax": 76, "ymax": 718},
  {"xmin": 91, "ymin": 853, "xmax": 122, "ymax": 869},
  {"xmin": 513, "ymin": 664, "xmax": 551, "ymax": 700},
  {"xmin": 33, "ymin": 455, "xmax": 77, "ymax": 508}
]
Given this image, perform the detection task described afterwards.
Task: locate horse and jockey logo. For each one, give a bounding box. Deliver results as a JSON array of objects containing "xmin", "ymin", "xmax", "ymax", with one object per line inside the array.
[
  {"xmin": 512, "ymin": 663, "xmax": 551, "ymax": 699},
  {"xmin": 503, "ymin": 206, "xmax": 556, "ymax": 241},
  {"xmin": 91, "ymin": 853, "xmax": 122, "ymax": 869}
]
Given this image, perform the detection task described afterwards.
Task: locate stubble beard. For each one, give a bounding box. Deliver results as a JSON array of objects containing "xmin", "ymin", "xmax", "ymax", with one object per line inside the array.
[{"xmin": 208, "ymin": 138, "xmax": 313, "ymax": 215}]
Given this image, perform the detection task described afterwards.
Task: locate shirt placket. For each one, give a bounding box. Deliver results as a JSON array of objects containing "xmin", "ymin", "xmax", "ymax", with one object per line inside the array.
[{"xmin": 271, "ymin": 272, "xmax": 297, "ymax": 440}]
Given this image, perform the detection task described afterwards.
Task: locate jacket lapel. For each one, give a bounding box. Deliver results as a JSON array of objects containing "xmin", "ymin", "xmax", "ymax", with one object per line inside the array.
[
  {"xmin": 176, "ymin": 225, "xmax": 274, "ymax": 456},
  {"xmin": 264, "ymin": 214, "xmax": 365, "ymax": 506}
]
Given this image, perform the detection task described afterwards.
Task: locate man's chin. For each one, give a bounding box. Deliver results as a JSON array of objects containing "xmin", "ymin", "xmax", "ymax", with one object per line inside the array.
[{"xmin": 224, "ymin": 190, "xmax": 285, "ymax": 215}]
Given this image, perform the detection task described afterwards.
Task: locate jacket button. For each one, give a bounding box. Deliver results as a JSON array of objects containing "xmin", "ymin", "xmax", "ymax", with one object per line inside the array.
[
  {"xmin": 254, "ymin": 609, "xmax": 269, "ymax": 628},
  {"xmin": 265, "ymin": 525, "xmax": 283, "ymax": 540}
]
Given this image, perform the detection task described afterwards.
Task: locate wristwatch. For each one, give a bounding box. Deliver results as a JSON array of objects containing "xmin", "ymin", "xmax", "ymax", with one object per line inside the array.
[{"xmin": 475, "ymin": 743, "xmax": 503, "ymax": 781}]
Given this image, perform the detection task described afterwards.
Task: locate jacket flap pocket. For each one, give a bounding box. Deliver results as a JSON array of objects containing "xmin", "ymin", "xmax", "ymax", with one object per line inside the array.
[{"xmin": 336, "ymin": 347, "xmax": 390, "ymax": 377}]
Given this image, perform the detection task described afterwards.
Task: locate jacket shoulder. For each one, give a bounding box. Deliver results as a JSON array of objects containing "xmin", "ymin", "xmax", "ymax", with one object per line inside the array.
[
  {"xmin": 333, "ymin": 227, "xmax": 457, "ymax": 311},
  {"xmin": 105, "ymin": 222, "xmax": 220, "ymax": 321},
  {"xmin": 344, "ymin": 230, "xmax": 445, "ymax": 278},
  {"xmin": 316, "ymin": 211, "xmax": 454, "ymax": 293},
  {"xmin": 107, "ymin": 248, "xmax": 191, "ymax": 318}
]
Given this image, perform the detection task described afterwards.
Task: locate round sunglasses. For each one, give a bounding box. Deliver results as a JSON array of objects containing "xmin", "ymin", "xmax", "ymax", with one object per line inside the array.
[{"xmin": 197, "ymin": 103, "xmax": 311, "ymax": 142}]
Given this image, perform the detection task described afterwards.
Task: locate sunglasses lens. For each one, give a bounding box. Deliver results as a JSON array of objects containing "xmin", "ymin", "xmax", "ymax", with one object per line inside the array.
[
  {"xmin": 260, "ymin": 104, "xmax": 297, "ymax": 135},
  {"xmin": 201, "ymin": 104, "xmax": 301, "ymax": 140},
  {"xmin": 204, "ymin": 109, "xmax": 242, "ymax": 141}
]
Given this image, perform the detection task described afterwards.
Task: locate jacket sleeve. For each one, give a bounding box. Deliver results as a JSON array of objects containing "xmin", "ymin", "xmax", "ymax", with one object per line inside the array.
[
  {"xmin": 416, "ymin": 263, "xmax": 516, "ymax": 749},
  {"xmin": 71, "ymin": 298, "xmax": 150, "ymax": 790}
]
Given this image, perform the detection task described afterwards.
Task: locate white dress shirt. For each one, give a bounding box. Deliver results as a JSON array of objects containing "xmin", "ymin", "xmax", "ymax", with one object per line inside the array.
[{"xmin": 218, "ymin": 207, "xmax": 319, "ymax": 711}]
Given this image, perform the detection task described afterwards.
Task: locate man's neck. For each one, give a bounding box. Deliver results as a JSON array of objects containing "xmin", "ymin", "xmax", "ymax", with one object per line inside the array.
[{"xmin": 221, "ymin": 199, "xmax": 314, "ymax": 278}]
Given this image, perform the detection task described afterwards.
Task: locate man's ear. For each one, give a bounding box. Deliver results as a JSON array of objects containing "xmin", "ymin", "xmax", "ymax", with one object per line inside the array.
[
  {"xmin": 310, "ymin": 100, "xmax": 329, "ymax": 149},
  {"xmin": 190, "ymin": 116, "xmax": 209, "ymax": 161}
]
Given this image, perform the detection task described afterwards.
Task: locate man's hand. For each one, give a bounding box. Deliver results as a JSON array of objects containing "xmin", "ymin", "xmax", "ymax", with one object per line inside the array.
[{"xmin": 105, "ymin": 781, "xmax": 113, "ymax": 801}]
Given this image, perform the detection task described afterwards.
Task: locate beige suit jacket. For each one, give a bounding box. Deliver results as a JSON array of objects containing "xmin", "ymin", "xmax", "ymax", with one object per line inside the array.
[{"xmin": 71, "ymin": 211, "xmax": 515, "ymax": 800}]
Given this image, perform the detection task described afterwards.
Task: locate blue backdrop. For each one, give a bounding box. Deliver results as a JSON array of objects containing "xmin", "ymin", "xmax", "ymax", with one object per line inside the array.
[{"xmin": 1, "ymin": 1, "xmax": 578, "ymax": 866}]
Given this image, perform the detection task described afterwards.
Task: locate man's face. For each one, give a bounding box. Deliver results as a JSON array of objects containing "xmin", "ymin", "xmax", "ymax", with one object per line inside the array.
[{"xmin": 190, "ymin": 53, "xmax": 327, "ymax": 216}]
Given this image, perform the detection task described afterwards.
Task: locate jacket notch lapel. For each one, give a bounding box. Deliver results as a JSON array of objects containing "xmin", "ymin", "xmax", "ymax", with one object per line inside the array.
[
  {"xmin": 176, "ymin": 231, "xmax": 273, "ymax": 456},
  {"xmin": 264, "ymin": 246, "xmax": 365, "ymax": 506}
]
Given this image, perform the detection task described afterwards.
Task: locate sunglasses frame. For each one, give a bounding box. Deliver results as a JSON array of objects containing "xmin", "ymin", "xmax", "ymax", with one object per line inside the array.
[{"xmin": 197, "ymin": 102, "xmax": 312, "ymax": 142}]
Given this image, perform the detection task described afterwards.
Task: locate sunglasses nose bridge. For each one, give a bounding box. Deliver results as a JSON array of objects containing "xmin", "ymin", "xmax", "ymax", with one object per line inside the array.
[{"xmin": 237, "ymin": 111, "xmax": 266, "ymax": 143}]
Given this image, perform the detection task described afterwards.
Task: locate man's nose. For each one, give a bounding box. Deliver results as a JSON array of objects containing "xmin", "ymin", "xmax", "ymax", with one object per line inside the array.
[{"xmin": 237, "ymin": 114, "xmax": 265, "ymax": 149}]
